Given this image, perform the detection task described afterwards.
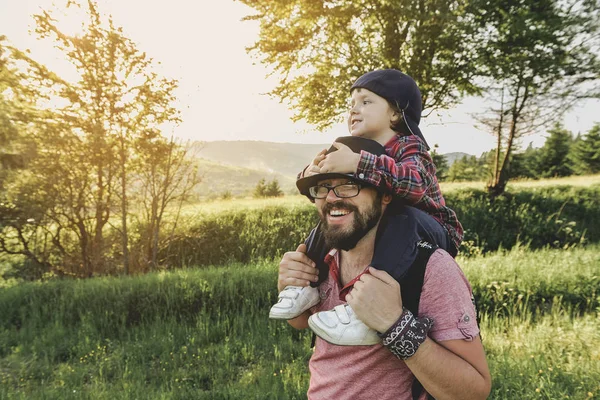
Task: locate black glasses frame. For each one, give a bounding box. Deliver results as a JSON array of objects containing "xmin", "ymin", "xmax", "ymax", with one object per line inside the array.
[{"xmin": 308, "ymin": 183, "xmax": 362, "ymax": 199}]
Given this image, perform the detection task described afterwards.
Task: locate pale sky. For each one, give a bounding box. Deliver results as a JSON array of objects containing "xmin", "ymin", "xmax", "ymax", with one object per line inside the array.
[{"xmin": 1, "ymin": 0, "xmax": 598, "ymax": 155}]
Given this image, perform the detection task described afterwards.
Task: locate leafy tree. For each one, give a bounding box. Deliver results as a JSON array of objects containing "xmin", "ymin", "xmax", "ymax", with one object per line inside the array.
[
  {"xmin": 470, "ymin": 0, "xmax": 600, "ymax": 196},
  {"xmin": 133, "ymin": 137, "xmax": 199, "ymax": 271},
  {"xmin": 1, "ymin": 1, "xmax": 181, "ymax": 277},
  {"xmin": 238, "ymin": 0, "xmax": 481, "ymax": 130},
  {"xmin": 430, "ymin": 144, "xmax": 449, "ymax": 181},
  {"xmin": 569, "ymin": 123, "xmax": 600, "ymax": 174},
  {"xmin": 535, "ymin": 123, "xmax": 573, "ymax": 178}
]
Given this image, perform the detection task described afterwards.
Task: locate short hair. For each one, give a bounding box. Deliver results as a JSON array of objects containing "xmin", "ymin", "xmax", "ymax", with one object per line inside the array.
[{"xmin": 387, "ymin": 100, "xmax": 411, "ymax": 136}]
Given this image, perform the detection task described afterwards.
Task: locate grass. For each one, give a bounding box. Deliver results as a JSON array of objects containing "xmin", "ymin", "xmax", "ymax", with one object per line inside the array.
[
  {"xmin": 439, "ymin": 173, "xmax": 600, "ymax": 193},
  {"xmin": 0, "ymin": 245, "xmax": 599, "ymax": 399}
]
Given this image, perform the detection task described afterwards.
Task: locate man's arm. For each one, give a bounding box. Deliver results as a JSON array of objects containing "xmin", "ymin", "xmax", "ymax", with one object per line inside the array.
[
  {"xmin": 276, "ymin": 243, "xmax": 319, "ymax": 330},
  {"xmin": 405, "ymin": 335, "xmax": 491, "ymax": 400},
  {"xmin": 348, "ymin": 266, "xmax": 491, "ymax": 400}
]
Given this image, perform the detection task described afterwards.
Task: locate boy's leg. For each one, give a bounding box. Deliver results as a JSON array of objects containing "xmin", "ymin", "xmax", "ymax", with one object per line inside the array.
[{"xmin": 371, "ymin": 205, "xmax": 452, "ymax": 282}]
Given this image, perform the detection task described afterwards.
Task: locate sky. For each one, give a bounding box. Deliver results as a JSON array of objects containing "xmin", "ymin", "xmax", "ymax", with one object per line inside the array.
[{"xmin": 1, "ymin": 0, "xmax": 598, "ymax": 155}]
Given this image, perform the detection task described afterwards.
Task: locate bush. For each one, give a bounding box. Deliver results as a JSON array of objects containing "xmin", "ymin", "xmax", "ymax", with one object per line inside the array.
[{"xmin": 159, "ymin": 186, "xmax": 600, "ymax": 268}]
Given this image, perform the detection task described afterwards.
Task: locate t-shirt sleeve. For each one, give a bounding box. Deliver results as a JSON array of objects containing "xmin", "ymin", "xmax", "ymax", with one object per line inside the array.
[{"xmin": 418, "ymin": 249, "xmax": 480, "ymax": 342}]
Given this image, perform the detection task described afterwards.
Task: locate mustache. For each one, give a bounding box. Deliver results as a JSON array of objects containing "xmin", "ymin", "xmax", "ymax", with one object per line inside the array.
[{"xmin": 322, "ymin": 201, "xmax": 359, "ymax": 215}]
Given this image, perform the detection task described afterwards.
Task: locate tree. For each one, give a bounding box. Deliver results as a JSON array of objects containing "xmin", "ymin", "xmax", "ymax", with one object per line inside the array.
[
  {"xmin": 0, "ymin": 38, "xmax": 36, "ymax": 192},
  {"xmin": 253, "ymin": 178, "xmax": 267, "ymax": 198},
  {"xmin": 253, "ymin": 178, "xmax": 283, "ymax": 198},
  {"xmin": 509, "ymin": 142, "xmax": 539, "ymax": 179},
  {"xmin": 470, "ymin": 0, "xmax": 600, "ymax": 195},
  {"xmin": 265, "ymin": 179, "xmax": 284, "ymax": 197},
  {"xmin": 238, "ymin": 0, "xmax": 481, "ymax": 131},
  {"xmin": 1, "ymin": 0, "xmax": 181, "ymax": 277},
  {"xmin": 134, "ymin": 136, "xmax": 200, "ymax": 271},
  {"xmin": 430, "ymin": 144, "xmax": 449, "ymax": 181},
  {"xmin": 569, "ymin": 123, "xmax": 600, "ymax": 174},
  {"xmin": 535, "ymin": 123, "xmax": 573, "ymax": 178}
]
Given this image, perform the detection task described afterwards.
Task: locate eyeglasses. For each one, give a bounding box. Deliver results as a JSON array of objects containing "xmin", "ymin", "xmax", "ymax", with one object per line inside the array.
[{"xmin": 308, "ymin": 183, "xmax": 362, "ymax": 199}]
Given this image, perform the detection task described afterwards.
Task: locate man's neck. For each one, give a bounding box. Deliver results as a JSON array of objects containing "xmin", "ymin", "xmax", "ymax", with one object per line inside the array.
[{"xmin": 339, "ymin": 224, "xmax": 379, "ymax": 279}]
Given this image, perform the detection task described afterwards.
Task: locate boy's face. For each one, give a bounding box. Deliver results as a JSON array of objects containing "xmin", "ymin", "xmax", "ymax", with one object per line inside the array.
[{"xmin": 347, "ymin": 88, "xmax": 398, "ymax": 141}]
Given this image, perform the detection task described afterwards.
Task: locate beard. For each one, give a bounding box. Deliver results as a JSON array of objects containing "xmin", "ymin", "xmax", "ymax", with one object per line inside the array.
[{"xmin": 319, "ymin": 199, "xmax": 383, "ymax": 251}]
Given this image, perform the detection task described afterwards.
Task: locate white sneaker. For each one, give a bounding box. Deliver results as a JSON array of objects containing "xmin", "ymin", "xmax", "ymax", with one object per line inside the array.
[
  {"xmin": 308, "ymin": 304, "xmax": 380, "ymax": 346},
  {"xmin": 269, "ymin": 285, "xmax": 320, "ymax": 320}
]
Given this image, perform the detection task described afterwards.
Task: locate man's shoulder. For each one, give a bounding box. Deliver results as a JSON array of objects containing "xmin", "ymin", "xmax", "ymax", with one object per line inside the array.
[{"xmin": 423, "ymin": 248, "xmax": 466, "ymax": 283}]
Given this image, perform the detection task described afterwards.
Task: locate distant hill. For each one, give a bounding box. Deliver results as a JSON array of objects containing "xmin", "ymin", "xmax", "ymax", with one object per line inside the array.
[
  {"xmin": 191, "ymin": 141, "xmax": 472, "ymax": 196},
  {"xmin": 192, "ymin": 141, "xmax": 330, "ymax": 177},
  {"xmin": 193, "ymin": 158, "xmax": 297, "ymax": 198}
]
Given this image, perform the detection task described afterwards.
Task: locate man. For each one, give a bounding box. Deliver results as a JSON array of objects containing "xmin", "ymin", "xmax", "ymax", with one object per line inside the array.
[{"xmin": 277, "ymin": 137, "xmax": 491, "ymax": 399}]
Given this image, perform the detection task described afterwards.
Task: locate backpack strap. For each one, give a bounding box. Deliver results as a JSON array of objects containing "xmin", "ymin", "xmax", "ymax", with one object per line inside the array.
[
  {"xmin": 401, "ymin": 240, "xmax": 438, "ymax": 400},
  {"xmin": 400, "ymin": 240, "xmax": 438, "ymax": 315},
  {"xmin": 304, "ymin": 221, "xmax": 330, "ymax": 287}
]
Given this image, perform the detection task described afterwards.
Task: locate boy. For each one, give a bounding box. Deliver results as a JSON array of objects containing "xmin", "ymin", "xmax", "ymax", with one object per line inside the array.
[{"xmin": 270, "ymin": 69, "xmax": 463, "ymax": 345}]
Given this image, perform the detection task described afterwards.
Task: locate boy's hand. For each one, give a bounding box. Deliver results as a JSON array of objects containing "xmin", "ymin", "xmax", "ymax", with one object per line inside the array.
[
  {"xmin": 318, "ymin": 142, "xmax": 361, "ymax": 174},
  {"xmin": 304, "ymin": 149, "xmax": 327, "ymax": 177}
]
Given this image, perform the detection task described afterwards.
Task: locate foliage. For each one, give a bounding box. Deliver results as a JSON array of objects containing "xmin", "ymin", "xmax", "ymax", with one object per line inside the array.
[
  {"xmin": 569, "ymin": 123, "xmax": 600, "ymax": 175},
  {"xmin": 534, "ymin": 123, "xmax": 573, "ymax": 178},
  {"xmin": 470, "ymin": 0, "xmax": 600, "ymax": 195},
  {"xmin": 238, "ymin": 0, "xmax": 481, "ymax": 131},
  {"xmin": 253, "ymin": 178, "xmax": 284, "ymax": 198},
  {"xmin": 446, "ymin": 154, "xmax": 491, "ymax": 182},
  {"xmin": 151, "ymin": 186, "xmax": 600, "ymax": 269},
  {"xmin": 0, "ymin": 1, "xmax": 196, "ymax": 278},
  {"xmin": 430, "ymin": 144, "xmax": 449, "ymax": 181}
]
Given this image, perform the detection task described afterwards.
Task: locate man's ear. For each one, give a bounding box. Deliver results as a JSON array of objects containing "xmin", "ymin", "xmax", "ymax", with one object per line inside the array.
[{"xmin": 382, "ymin": 193, "xmax": 393, "ymax": 205}]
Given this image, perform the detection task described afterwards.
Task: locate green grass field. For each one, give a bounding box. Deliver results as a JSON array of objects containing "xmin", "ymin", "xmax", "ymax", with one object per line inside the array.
[{"xmin": 1, "ymin": 245, "xmax": 598, "ymax": 399}]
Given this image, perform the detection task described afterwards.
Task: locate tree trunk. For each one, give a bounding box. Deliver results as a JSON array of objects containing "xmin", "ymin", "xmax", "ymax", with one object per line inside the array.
[{"xmin": 119, "ymin": 136, "xmax": 129, "ymax": 275}]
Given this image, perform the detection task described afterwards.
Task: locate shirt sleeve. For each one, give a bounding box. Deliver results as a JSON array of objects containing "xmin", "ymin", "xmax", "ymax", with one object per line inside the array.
[
  {"xmin": 418, "ymin": 250, "xmax": 480, "ymax": 342},
  {"xmin": 355, "ymin": 136, "xmax": 435, "ymax": 205}
]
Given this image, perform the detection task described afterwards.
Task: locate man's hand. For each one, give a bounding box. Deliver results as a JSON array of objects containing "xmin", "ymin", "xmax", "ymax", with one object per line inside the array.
[
  {"xmin": 277, "ymin": 243, "xmax": 319, "ymax": 292},
  {"xmin": 304, "ymin": 149, "xmax": 327, "ymax": 177},
  {"xmin": 346, "ymin": 267, "xmax": 404, "ymax": 333},
  {"xmin": 318, "ymin": 142, "xmax": 361, "ymax": 174}
]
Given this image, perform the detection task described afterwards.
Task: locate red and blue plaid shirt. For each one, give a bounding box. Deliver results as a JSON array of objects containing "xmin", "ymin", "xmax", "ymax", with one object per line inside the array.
[{"xmin": 356, "ymin": 135, "xmax": 463, "ymax": 251}]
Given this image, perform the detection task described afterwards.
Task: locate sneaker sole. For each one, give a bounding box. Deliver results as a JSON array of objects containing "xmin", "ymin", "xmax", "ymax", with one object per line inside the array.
[
  {"xmin": 268, "ymin": 296, "xmax": 321, "ymax": 320},
  {"xmin": 308, "ymin": 317, "xmax": 380, "ymax": 346}
]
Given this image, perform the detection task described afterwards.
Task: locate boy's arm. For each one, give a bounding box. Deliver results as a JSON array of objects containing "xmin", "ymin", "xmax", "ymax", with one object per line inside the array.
[
  {"xmin": 297, "ymin": 149, "xmax": 328, "ymax": 179},
  {"xmin": 356, "ymin": 136, "xmax": 435, "ymax": 204}
]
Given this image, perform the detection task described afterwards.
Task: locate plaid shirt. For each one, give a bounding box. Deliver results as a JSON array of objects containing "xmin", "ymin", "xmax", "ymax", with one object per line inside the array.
[{"xmin": 356, "ymin": 135, "xmax": 463, "ymax": 251}]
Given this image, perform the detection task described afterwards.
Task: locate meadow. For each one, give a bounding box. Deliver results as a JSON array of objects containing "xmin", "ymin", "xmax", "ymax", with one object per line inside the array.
[
  {"xmin": 0, "ymin": 244, "xmax": 599, "ymax": 399},
  {"xmin": 1, "ymin": 177, "xmax": 600, "ymax": 399}
]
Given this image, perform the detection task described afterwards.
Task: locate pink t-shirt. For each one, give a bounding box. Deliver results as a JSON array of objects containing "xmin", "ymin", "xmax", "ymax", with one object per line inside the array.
[{"xmin": 307, "ymin": 249, "xmax": 479, "ymax": 400}]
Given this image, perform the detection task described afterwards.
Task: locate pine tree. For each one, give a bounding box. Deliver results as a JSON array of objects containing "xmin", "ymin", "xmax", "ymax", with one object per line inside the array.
[
  {"xmin": 430, "ymin": 144, "xmax": 449, "ymax": 181},
  {"xmin": 536, "ymin": 124, "xmax": 573, "ymax": 178},
  {"xmin": 569, "ymin": 124, "xmax": 600, "ymax": 175}
]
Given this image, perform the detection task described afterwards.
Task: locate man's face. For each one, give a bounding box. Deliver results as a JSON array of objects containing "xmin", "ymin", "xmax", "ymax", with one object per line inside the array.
[
  {"xmin": 347, "ymin": 88, "xmax": 397, "ymax": 140},
  {"xmin": 314, "ymin": 178, "xmax": 385, "ymax": 251}
]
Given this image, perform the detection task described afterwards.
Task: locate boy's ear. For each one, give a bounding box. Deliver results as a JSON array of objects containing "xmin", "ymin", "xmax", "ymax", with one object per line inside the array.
[{"xmin": 390, "ymin": 111, "xmax": 400, "ymax": 123}]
